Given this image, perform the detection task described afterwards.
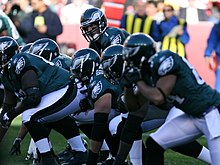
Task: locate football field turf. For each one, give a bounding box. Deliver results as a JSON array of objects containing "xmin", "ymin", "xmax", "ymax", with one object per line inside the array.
[{"xmin": 0, "ymin": 116, "xmax": 208, "ymax": 165}]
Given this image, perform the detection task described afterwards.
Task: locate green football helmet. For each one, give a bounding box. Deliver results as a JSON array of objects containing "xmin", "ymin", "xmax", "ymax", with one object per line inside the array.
[{"xmin": 70, "ymin": 48, "xmax": 100, "ymax": 85}]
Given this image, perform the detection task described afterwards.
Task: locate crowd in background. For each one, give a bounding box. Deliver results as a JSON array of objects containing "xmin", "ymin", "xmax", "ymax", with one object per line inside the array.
[{"xmin": 1, "ymin": 0, "xmax": 220, "ymax": 88}]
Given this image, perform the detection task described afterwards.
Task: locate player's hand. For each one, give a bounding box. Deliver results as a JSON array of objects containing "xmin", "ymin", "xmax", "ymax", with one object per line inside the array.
[
  {"xmin": 121, "ymin": 66, "xmax": 142, "ymax": 87},
  {"xmin": 79, "ymin": 98, "xmax": 93, "ymax": 112},
  {"xmin": 0, "ymin": 108, "xmax": 16, "ymax": 129},
  {"xmin": 10, "ymin": 138, "xmax": 21, "ymax": 155}
]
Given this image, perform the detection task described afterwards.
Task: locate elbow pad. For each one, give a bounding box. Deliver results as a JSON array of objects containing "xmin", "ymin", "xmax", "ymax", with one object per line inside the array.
[{"xmin": 22, "ymin": 87, "xmax": 41, "ymax": 109}]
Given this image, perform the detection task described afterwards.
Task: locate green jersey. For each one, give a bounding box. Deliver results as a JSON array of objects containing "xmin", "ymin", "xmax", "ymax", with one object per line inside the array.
[
  {"xmin": 0, "ymin": 10, "xmax": 24, "ymax": 45},
  {"xmin": 88, "ymin": 69, "xmax": 122, "ymax": 110},
  {"xmin": 52, "ymin": 54, "xmax": 71, "ymax": 71},
  {"xmin": 2, "ymin": 53, "xmax": 71, "ymax": 97},
  {"xmin": 147, "ymin": 50, "xmax": 220, "ymax": 117},
  {"xmin": 89, "ymin": 27, "xmax": 129, "ymax": 55}
]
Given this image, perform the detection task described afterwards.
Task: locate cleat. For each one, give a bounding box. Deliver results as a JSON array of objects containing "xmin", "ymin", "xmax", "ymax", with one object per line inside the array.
[
  {"xmin": 98, "ymin": 150, "xmax": 110, "ymax": 163},
  {"xmin": 61, "ymin": 150, "xmax": 87, "ymax": 165}
]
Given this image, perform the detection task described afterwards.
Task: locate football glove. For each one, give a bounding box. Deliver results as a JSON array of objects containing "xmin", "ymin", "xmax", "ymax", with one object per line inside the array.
[
  {"xmin": 121, "ymin": 67, "xmax": 142, "ymax": 87},
  {"xmin": 10, "ymin": 138, "xmax": 21, "ymax": 155},
  {"xmin": 79, "ymin": 98, "xmax": 93, "ymax": 112},
  {"xmin": 0, "ymin": 108, "xmax": 16, "ymax": 129},
  {"xmin": 74, "ymin": 98, "xmax": 94, "ymax": 115}
]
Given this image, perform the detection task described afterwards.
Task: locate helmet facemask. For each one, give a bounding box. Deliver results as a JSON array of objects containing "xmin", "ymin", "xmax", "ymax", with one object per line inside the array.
[
  {"xmin": 80, "ymin": 8, "xmax": 107, "ymax": 42},
  {"xmin": 80, "ymin": 21, "xmax": 106, "ymax": 42}
]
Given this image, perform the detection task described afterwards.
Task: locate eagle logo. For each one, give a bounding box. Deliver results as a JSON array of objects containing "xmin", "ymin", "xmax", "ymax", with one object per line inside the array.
[
  {"xmin": 111, "ymin": 34, "xmax": 122, "ymax": 45},
  {"xmin": 15, "ymin": 57, "xmax": 25, "ymax": 74},
  {"xmin": 91, "ymin": 81, "xmax": 102, "ymax": 99},
  {"xmin": 158, "ymin": 56, "xmax": 174, "ymax": 76}
]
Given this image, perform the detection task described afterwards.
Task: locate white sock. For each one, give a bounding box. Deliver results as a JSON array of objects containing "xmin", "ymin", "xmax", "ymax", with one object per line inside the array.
[
  {"xmin": 68, "ymin": 135, "xmax": 86, "ymax": 152},
  {"xmin": 28, "ymin": 138, "xmax": 37, "ymax": 158},
  {"xmin": 100, "ymin": 140, "xmax": 109, "ymax": 151},
  {"xmin": 197, "ymin": 146, "xmax": 211, "ymax": 164},
  {"xmin": 129, "ymin": 140, "xmax": 142, "ymax": 165},
  {"xmin": 35, "ymin": 138, "xmax": 51, "ymax": 153}
]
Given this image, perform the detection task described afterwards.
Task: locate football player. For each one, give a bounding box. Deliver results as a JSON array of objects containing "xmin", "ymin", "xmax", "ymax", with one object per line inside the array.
[
  {"xmin": 80, "ymin": 7, "xmax": 129, "ymax": 55},
  {"xmin": 121, "ymin": 33, "xmax": 220, "ymax": 165},
  {"xmin": 71, "ymin": 47, "xmax": 129, "ymax": 165},
  {"xmin": 99, "ymin": 44, "xmax": 211, "ymax": 165},
  {"xmin": 0, "ymin": 36, "xmax": 86, "ymax": 165},
  {"xmin": 30, "ymin": 38, "xmax": 88, "ymax": 165}
]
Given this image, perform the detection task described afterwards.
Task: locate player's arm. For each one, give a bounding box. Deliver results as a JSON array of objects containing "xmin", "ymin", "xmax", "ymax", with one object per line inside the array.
[
  {"xmin": 15, "ymin": 69, "xmax": 41, "ymax": 114},
  {"xmin": 87, "ymin": 93, "xmax": 111, "ymax": 163},
  {"xmin": 136, "ymin": 74, "xmax": 176, "ymax": 105},
  {"xmin": 124, "ymin": 86, "xmax": 143, "ymax": 112},
  {"xmin": 94, "ymin": 93, "xmax": 112, "ymax": 114},
  {"xmin": 0, "ymin": 88, "xmax": 17, "ymax": 142},
  {"xmin": 0, "ymin": 69, "xmax": 41, "ymax": 129}
]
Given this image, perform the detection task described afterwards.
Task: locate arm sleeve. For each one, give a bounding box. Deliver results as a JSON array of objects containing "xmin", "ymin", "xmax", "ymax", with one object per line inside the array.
[
  {"xmin": 178, "ymin": 23, "xmax": 190, "ymax": 45},
  {"xmin": 204, "ymin": 24, "xmax": 217, "ymax": 57}
]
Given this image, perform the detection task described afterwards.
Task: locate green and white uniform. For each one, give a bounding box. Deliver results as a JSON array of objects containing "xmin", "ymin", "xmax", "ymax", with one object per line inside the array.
[
  {"xmin": 89, "ymin": 27, "xmax": 129, "ymax": 55},
  {"xmin": 148, "ymin": 50, "xmax": 220, "ymax": 165},
  {"xmin": 147, "ymin": 50, "xmax": 220, "ymax": 117},
  {"xmin": 1, "ymin": 52, "xmax": 80, "ymax": 123},
  {"xmin": 87, "ymin": 69, "xmax": 121, "ymax": 120}
]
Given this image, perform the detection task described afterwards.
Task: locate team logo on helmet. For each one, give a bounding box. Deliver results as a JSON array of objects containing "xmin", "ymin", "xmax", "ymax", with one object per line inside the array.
[
  {"xmin": 81, "ymin": 11, "xmax": 102, "ymax": 26},
  {"xmin": 0, "ymin": 40, "xmax": 13, "ymax": 52},
  {"xmin": 31, "ymin": 42, "xmax": 49, "ymax": 56}
]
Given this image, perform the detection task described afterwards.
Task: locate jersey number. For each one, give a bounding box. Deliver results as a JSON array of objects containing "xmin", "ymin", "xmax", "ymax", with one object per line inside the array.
[{"xmin": 182, "ymin": 58, "xmax": 204, "ymax": 85}]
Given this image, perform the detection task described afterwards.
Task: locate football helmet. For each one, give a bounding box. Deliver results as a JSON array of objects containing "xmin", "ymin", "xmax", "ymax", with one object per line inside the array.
[
  {"xmin": 123, "ymin": 33, "xmax": 156, "ymax": 69},
  {"xmin": 0, "ymin": 36, "xmax": 19, "ymax": 71},
  {"xmin": 101, "ymin": 45, "xmax": 124, "ymax": 81},
  {"xmin": 70, "ymin": 48, "xmax": 100, "ymax": 85},
  {"xmin": 29, "ymin": 38, "xmax": 60, "ymax": 61},
  {"xmin": 20, "ymin": 43, "xmax": 32, "ymax": 53},
  {"xmin": 80, "ymin": 7, "xmax": 107, "ymax": 42}
]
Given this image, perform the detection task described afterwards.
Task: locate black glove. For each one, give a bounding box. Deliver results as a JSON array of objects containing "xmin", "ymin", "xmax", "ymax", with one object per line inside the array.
[
  {"xmin": 0, "ymin": 108, "xmax": 16, "ymax": 129},
  {"xmin": 74, "ymin": 98, "xmax": 94, "ymax": 115},
  {"xmin": 121, "ymin": 67, "xmax": 142, "ymax": 87},
  {"xmin": 10, "ymin": 138, "xmax": 21, "ymax": 155},
  {"xmin": 80, "ymin": 98, "xmax": 93, "ymax": 112}
]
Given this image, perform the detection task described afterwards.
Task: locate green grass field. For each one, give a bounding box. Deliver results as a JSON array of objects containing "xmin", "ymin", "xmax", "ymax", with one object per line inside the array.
[{"xmin": 0, "ymin": 116, "xmax": 208, "ymax": 165}]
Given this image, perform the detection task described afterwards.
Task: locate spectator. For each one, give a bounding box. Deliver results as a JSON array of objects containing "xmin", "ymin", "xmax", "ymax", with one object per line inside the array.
[
  {"xmin": 0, "ymin": 10, "xmax": 24, "ymax": 45},
  {"xmin": 120, "ymin": 0, "xmax": 160, "ymax": 42},
  {"xmin": 60, "ymin": 0, "xmax": 93, "ymax": 25},
  {"xmin": 206, "ymin": 2, "xmax": 220, "ymax": 24},
  {"xmin": 145, "ymin": 1, "xmax": 159, "ymax": 20},
  {"xmin": 155, "ymin": 1, "xmax": 165, "ymax": 23},
  {"xmin": 204, "ymin": 21, "xmax": 220, "ymax": 92},
  {"xmin": 159, "ymin": 4, "xmax": 190, "ymax": 58},
  {"xmin": 6, "ymin": 0, "xmax": 33, "ymax": 39},
  {"xmin": 178, "ymin": 0, "xmax": 209, "ymax": 24},
  {"xmin": 19, "ymin": 0, "xmax": 63, "ymax": 43}
]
